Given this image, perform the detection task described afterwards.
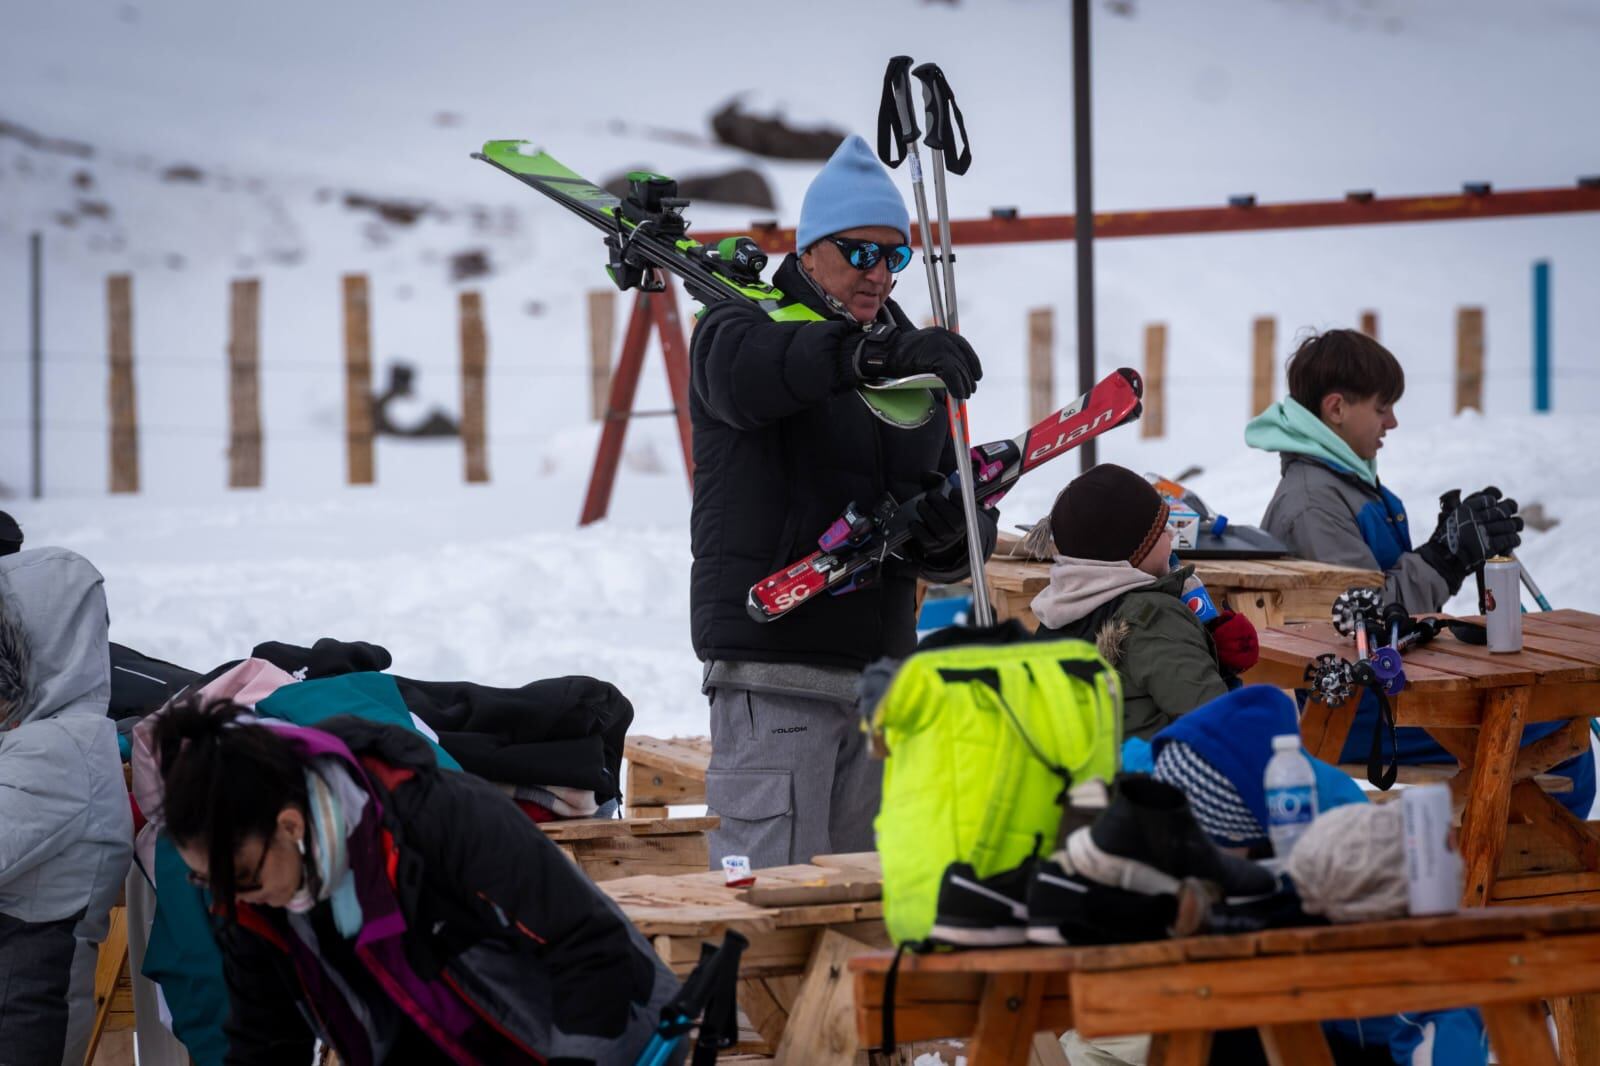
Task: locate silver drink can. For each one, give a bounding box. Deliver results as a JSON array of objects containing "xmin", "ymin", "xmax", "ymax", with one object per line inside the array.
[{"xmin": 1484, "ymin": 556, "xmax": 1522, "ymax": 654}]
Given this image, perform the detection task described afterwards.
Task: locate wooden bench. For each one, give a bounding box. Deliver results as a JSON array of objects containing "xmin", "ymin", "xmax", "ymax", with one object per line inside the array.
[
  {"xmin": 853, "ymin": 905, "xmax": 1600, "ymax": 1066},
  {"xmin": 603, "ymin": 852, "xmax": 889, "ymax": 1060},
  {"xmin": 625, "ymin": 735, "xmax": 711, "ymax": 817},
  {"xmin": 539, "ymin": 815, "xmax": 718, "ymax": 883}
]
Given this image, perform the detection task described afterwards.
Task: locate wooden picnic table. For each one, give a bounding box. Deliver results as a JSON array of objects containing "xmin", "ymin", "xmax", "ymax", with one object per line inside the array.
[
  {"xmin": 602, "ymin": 852, "xmax": 888, "ymax": 1061},
  {"xmin": 1246, "ymin": 609, "xmax": 1600, "ymax": 909},
  {"xmin": 984, "ymin": 551, "xmax": 1383, "ymax": 633},
  {"xmin": 853, "ymin": 904, "xmax": 1600, "ymax": 1066}
]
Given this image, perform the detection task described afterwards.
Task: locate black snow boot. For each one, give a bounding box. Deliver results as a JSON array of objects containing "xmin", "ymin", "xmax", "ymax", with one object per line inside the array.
[{"xmin": 1074, "ymin": 774, "xmax": 1277, "ymax": 902}]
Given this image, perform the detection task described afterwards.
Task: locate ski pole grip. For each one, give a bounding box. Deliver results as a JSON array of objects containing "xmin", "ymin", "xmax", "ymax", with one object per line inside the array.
[
  {"xmin": 877, "ymin": 55, "xmax": 919, "ymax": 167},
  {"xmin": 911, "ymin": 61, "xmax": 972, "ymax": 175}
]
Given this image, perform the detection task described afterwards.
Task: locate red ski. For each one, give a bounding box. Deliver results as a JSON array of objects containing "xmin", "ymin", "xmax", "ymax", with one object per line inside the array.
[{"xmin": 747, "ymin": 367, "xmax": 1144, "ymax": 623}]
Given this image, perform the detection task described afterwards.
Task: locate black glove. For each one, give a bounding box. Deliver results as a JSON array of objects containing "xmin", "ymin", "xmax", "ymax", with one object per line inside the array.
[
  {"xmin": 856, "ymin": 325, "xmax": 982, "ymax": 400},
  {"xmin": 907, "ymin": 473, "xmax": 968, "ymax": 560},
  {"xmin": 1416, "ymin": 486, "xmax": 1523, "ymax": 594}
]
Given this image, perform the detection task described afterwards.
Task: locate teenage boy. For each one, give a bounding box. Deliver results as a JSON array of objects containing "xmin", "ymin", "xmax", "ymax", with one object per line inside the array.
[
  {"xmin": 1247, "ymin": 329, "xmax": 1521, "ymax": 612},
  {"xmin": 1246, "ymin": 329, "xmax": 1592, "ymax": 815}
]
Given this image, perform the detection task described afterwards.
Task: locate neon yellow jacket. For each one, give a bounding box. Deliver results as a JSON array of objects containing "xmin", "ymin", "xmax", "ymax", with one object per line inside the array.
[{"xmin": 872, "ymin": 631, "xmax": 1122, "ymax": 944}]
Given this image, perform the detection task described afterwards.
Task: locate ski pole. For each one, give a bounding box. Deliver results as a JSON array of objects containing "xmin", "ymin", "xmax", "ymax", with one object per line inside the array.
[
  {"xmin": 911, "ymin": 61, "xmax": 988, "ymax": 627},
  {"xmin": 912, "ymin": 63, "xmax": 971, "ymax": 330},
  {"xmin": 880, "ymin": 57, "xmax": 947, "ymax": 326},
  {"xmin": 1516, "ymin": 557, "xmax": 1554, "ymax": 611},
  {"xmin": 878, "ymin": 56, "xmax": 994, "ymax": 626}
]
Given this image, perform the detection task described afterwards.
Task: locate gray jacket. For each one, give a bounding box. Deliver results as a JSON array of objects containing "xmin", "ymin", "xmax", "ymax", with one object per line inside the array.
[
  {"xmin": 0, "ymin": 548, "xmax": 133, "ymax": 940},
  {"xmin": 1259, "ymin": 454, "xmax": 1450, "ymax": 613}
]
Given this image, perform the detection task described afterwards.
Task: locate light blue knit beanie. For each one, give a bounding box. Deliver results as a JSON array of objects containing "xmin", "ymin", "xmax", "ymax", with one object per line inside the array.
[{"xmin": 796, "ymin": 134, "xmax": 912, "ymax": 252}]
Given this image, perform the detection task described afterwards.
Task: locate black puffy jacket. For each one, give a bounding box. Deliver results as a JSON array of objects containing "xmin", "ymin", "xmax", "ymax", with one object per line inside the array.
[
  {"xmin": 689, "ymin": 253, "xmax": 993, "ymax": 669},
  {"xmin": 215, "ymin": 717, "xmax": 675, "ymax": 1065}
]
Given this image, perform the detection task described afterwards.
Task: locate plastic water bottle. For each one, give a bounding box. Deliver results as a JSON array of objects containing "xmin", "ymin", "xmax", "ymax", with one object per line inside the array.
[{"xmin": 1264, "ymin": 734, "xmax": 1318, "ymax": 859}]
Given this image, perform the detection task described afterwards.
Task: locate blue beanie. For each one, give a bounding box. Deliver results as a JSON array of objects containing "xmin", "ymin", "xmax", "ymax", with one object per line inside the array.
[
  {"xmin": 796, "ymin": 134, "xmax": 912, "ymax": 252},
  {"xmin": 1151, "ymin": 685, "xmax": 1367, "ymax": 849}
]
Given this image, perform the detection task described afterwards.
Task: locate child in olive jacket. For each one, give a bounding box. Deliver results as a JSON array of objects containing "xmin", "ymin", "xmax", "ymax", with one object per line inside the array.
[{"xmin": 1031, "ymin": 464, "xmax": 1258, "ymax": 741}]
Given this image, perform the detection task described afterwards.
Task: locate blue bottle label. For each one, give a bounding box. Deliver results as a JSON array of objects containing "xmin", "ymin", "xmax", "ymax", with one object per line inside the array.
[
  {"xmin": 1183, "ymin": 584, "xmax": 1219, "ymax": 624},
  {"xmin": 1267, "ymin": 785, "xmax": 1315, "ymax": 827}
]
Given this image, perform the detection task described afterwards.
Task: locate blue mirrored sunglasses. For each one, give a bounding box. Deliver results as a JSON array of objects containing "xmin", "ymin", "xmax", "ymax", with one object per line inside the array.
[{"xmin": 825, "ymin": 236, "xmax": 913, "ymax": 274}]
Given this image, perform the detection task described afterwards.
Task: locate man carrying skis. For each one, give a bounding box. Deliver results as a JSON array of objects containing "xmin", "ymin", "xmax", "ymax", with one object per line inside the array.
[{"xmin": 689, "ymin": 134, "xmax": 994, "ymax": 870}]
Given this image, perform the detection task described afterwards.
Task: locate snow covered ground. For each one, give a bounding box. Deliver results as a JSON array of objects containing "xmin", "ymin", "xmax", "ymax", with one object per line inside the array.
[{"xmin": 15, "ymin": 407, "xmax": 1600, "ymax": 745}]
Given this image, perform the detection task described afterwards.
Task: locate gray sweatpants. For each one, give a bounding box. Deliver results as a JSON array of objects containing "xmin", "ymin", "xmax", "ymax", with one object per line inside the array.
[{"xmin": 705, "ymin": 687, "xmax": 881, "ymax": 870}]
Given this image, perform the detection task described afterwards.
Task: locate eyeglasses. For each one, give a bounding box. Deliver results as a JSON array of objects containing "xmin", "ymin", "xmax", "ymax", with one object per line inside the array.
[
  {"xmin": 823, "ymin": 236, "xmax": 913, "ymax": 274},
  {"xmin": 187, "ymin": 840, "xmax": 272, "ymax": 894}
]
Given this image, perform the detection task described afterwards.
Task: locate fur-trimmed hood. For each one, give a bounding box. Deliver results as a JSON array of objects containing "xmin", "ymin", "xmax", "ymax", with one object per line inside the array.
[{"xmin": 1095, "ymin": 618, "xmax": 1133, "ymax": 667}]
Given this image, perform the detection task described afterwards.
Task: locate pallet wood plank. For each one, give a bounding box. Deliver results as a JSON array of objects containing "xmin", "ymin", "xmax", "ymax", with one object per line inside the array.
[
  {"xmin": 538, "ymin": 815, "xmax": 718, "ymax": 841},
  {"xmin": 1482, "ymin": 1000, "xmax": 1561, "ymax": 1066},
  {"xmin": 1502, "ymin": 820, "xmax": 1595, "ymax": 880},
  {"xmin": 1259, "ymin": 1022, "xmax": 1335, "ymax": 1066},
  {"xmin": 1029, "ymin": 1030, "xmax": 1071, "ymax": 1066},
  {"xmin": 1461, "ymin": 687, "xmax": 1529, "ymax": 905},
  {"xmin": 625, "ymin": 734, "xmax": 713, "ymax": 768},
  {"xmin": 775, "ymin": 930, "xmax": 875, "ymax": 1065},
  {"xmin": 1506, "ymin": 781, "xmax": 1600, "ymax": 874},
  {"xmin": 1148, "ymin": 1030, "xmax": 1211, "ymax": 1066},
  {"xmin": 1070, "ymin": 931, "xmax": 1600, "ymax": 1037},
  {"xmin": 1299, "ymin": 689, "xmax": 1360, "ymax": 764},
  {"xmin": 1551, "ymin": 994, "xmax": 1600, "ymax": 1066},
  {"xmin": 968, "ymin": 974, "xmax": 1045, "ymax": 1066},
  {"xmin": 739, "ymin": 977, "xmax": 789, "ymax": 1052}
]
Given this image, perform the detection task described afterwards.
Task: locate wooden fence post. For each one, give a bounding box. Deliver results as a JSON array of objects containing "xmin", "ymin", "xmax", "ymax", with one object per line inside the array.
[
  {"xmin": 589, "ymin": 289, "xmax": 615, "ymax": 421},
  {"xmin": 227, "ymin": 278, "xmax": 262, "ymax": 488},
  {"xmin": 1027, "ymin": 308, "xmax": 1054, "ymax": 425},
  {"xmin": 1251, "ymin": 316, "xmax": 1276, "ymax": 417},
  {"xmin": 1359, "ymin": 310, "xmax": 1379, "ymax": 339},
  {"xmin": 1142, "ymin": 323, "xmax": 1166, "ymax": 439},
  {"xmin": 1456, "ymin": 306, "xmax": 1485, "ymax": 414},
  {"xmin": 342, "ymin": 274, "xmax": 374, "ymax": 485},
  {"xmin": 460, "ymin": 290, "xmax": 489, "ymax": 484},
  {"xmin": 106, "ymin": 274, "xmax": 139, "ymax": 493}
]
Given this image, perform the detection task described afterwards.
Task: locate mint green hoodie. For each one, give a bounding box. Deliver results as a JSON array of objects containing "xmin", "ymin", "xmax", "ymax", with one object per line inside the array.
[{"xmin": 1244, "ymin": 397, "xmax": 1377, "ymax": 487}]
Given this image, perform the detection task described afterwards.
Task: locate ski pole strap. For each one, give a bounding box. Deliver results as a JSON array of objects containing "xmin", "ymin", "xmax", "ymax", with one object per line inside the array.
[
  {"xmin": 877, "ymin": 55, "xmax": 920, "ymax": 168},
  {"xmin": 911, "ymin": 62, "xmax": 972, "ymax": 175},
  {"xmin": 1365, "ymin": 681, "xmax": 1399, "ymax": 791},
  {"xmin": 881, "ymin": 938, "xmax": 934, "ymax": 1054}
]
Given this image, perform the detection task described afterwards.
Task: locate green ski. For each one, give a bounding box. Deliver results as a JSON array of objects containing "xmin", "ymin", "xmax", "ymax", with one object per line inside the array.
[{"xmin": 474, "ymin": 140, "xmax": 935, "ymax": 427}]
